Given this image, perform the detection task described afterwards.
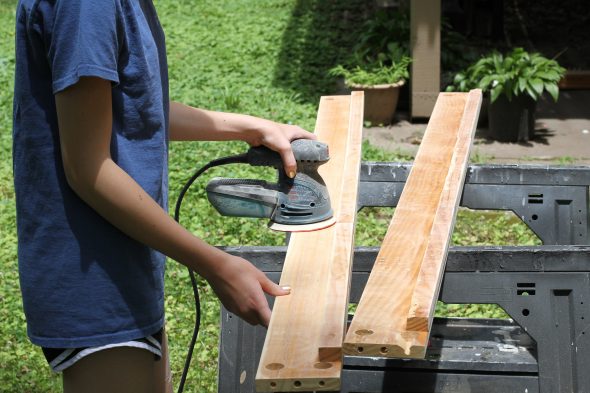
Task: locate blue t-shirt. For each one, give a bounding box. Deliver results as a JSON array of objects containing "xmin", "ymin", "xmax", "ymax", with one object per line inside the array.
[{"xmin": 13, "ymin": 0, "xmax": 169, "ymax": 347}]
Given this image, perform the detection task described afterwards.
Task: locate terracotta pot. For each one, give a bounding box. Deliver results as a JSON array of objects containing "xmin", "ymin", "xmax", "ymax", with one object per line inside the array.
[{"xmin": 349, "ymin": 81, "xmax": 405, "ymax": 125}]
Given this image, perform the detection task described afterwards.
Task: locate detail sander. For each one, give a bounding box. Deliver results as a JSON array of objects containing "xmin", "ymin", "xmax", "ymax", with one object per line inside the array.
[{"xmin": 205, "ymin": 139, "xmax": 335, "ymax": 232}]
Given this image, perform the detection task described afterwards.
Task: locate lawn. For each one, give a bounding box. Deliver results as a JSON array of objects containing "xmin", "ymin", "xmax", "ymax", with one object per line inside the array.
[{"xmin": 0, "ymin": 1, "xmax": 540, "ymax": 392}]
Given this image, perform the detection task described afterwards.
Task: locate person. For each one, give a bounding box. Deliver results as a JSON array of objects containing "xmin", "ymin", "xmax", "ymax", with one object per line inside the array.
[{"xmin": 12, "ymin": 0, "xmax": 314, "ymax": 391}]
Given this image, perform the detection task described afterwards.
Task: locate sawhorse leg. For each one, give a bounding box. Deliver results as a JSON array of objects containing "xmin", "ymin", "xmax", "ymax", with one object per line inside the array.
[{"xmin": 441, "ymin": 272, "xmax": 590, "ymax": 393}]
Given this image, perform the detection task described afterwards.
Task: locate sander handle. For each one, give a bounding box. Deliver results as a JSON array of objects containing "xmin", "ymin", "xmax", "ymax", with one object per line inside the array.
[{"xmin": 246, "ymin": 139, "xmax": 330, "ymax": 168}]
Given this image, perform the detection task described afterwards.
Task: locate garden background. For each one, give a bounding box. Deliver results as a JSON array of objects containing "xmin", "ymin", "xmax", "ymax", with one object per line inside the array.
[{"xmin": 0, "ymin": 1, "xmax": 541, "ymax": 391}]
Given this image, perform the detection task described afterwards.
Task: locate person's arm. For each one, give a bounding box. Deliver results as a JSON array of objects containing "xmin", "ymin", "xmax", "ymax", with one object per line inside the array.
[
  {"xmin": 169, "ymin": 101, "xmax": 315, "ymax": 177},
  {"xmin": 55, "ymin": 77, "xmax": 288, "ymax": 326}
]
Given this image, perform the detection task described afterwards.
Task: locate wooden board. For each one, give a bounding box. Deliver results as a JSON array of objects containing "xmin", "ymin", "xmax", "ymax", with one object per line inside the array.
[
  {"xmin": 255, "ymin": 92, "xmax": 364, "ymax": 392},
  {"xmin": 559, "ymin": 70, "xmax": 590, "ymax": 90},
  {"xmin": 343, "ymin": 90, "xmax": 482, "ymax": 358},
  {"xmin": 406, "ymin": 90, "xmax": 482, "ymax": 331}
]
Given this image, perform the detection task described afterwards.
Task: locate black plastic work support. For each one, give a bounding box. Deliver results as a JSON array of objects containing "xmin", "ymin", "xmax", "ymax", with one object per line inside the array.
[
  {"xmin": 218, "ymin": 246, "xmax": 590, "ymax": 393},
  {"xmin": 217, "ymin": 163, "xmax": 590, "ymax": 393},
  {"xmin": 442, "ymin": 272, "xmax": 590, "ymax": 393},
  {"xmin": 358, "ymin": 163, "xmax": 590, "ymax": 245}
]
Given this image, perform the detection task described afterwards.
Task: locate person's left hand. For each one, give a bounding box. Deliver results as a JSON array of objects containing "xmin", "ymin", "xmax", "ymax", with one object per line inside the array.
[
  {"xmin": 245, "ymin": 120, "xmax": 317, "ymax": 178},
  {"xmin": 207, "ymin": 252, "xmax": 291, "ymax": 327}
]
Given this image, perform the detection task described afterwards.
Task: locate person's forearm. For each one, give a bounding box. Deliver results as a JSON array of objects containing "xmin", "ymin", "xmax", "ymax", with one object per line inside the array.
[
  {"xmin": 169, "ymin": 101, "xmax": 264, "ymax": 143},
  {"xmin": 66, "ymin": 155, "xmax": 223, "ymax": 279},
  {"xmin": 168, "ymin": 101, "xmax": 315, "ymax": 177},
  {"xmin": 54, "ymin": 77, "xmax": 291, "ymax": 327}
]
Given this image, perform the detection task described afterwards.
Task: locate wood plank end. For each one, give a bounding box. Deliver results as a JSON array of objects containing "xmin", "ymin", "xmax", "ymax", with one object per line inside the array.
[
  {"xmin": 342, "ymin": 340, "xmax": 427, "ymax": 358},
  {"xmin": 405, "ymin": 314, "xmax": 429, "ymax": 332},
  {"xmin": 318, "ymin": 345, "xmax": 342, "ymax": 362},
  {"xmin": 255, "ymin": 376, "xmax": 340, "ymax": 392}
]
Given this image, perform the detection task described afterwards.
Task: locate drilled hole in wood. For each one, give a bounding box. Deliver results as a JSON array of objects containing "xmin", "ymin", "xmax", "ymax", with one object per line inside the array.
[
  {"xmin": 380, "ymin": 346, "xmax": 388, "ymax": 354},
  {"xmin": 357, "ymin": 346, "xmax": 364, "ymax": 353},
  {"xmin": 355, "ymin": 329, "xmax": 374, "ymax": 336},
  {"xmin": 265, "ymin": 363, "xmax": 284, "ymax": 370},
  {"xmin": 293, "ymin": 380, "xmax": 302, "ymax": 388},
  {"xmin": 319, "ymin": 381, "xmax": 326, "ymax": 387},
  {"xmin": 314, "ymin": 362, "xmax": 332, "ymax": 369},
  {"xmin": 270, "ymin": 382, "xmax": 277, "ymax": 388}
]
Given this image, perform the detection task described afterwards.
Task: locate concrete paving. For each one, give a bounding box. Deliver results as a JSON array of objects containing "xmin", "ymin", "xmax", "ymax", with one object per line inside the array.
[{"xmin": 364, "ymin": 90, "xmax": 590, "ymax": 165}]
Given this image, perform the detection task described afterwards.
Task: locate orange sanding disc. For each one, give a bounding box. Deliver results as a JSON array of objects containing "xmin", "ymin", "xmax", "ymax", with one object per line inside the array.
[{"xmin": 267, "ymin": 217, "xmax": 337, "ymax": 233}]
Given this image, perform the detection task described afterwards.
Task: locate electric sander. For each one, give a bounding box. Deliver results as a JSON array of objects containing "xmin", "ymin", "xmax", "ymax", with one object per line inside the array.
[{"xmin": 205, "ymin": 139, "xmax": 335, "ymax": 232}]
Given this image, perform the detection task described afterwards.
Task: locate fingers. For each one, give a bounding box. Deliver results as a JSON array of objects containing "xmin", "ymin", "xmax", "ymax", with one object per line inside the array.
[
  {"xmin": 240, "ymin": 274, "xmax": 290, "ymax": 327},
  {"xmin": 279, "ymin": 125, "xmax": 318, "ymax": 176},
  {"xmin": 287, "ymin": 125, "xmax": 317, "ymax": 141},
  {"xmin": 259, "ymin": 123, "xmax": 317, "ymax": 177},
  {"xmin": 215, "ymin": 256, "xmax": 292, "ymax": 328},
  {"xmin": 277, "ymin": 144, "xmax": 297, "ymax": 178},
  {"xmin": 228, "ymin": 297, "xmax": 267, "ymax": 327},
  {"xmin": 237, "ymin": 293, "xmax": 272, "ymax": 327},
  {"xmin": 260, "ymin": 274, "xmax": 291, "ymax": 297},
  {"xmin": 258, "ymin": 305, "xmax": 272, "ymax": 327},
  {"xmin": 257, "ymin": 275, "xmax": 290, "ymax": 327}
]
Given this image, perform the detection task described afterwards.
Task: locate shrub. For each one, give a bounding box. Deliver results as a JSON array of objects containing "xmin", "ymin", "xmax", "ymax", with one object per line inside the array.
[{"xmin": 446, "ymin": 47, "xmax": 566, "ymax": 102}]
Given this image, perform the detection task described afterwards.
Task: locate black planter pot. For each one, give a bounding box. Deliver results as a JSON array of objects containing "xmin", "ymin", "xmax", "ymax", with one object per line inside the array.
[{"xmin": 488, "ymin": 95, "xmax": 536, "ymax": 142}]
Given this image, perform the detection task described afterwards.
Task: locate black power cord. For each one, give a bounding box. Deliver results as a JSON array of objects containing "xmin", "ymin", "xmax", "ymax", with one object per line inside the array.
[{"xmin": 173, "ymin": 153, "xmax": 248, "ymax": 393}]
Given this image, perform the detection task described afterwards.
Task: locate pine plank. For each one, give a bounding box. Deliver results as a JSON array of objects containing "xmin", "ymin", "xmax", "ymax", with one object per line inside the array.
[
  {"xmin": 317, "ymin": 91, "xmax": 364, "ymax": 360},
  {"xmin": 343, "ymin": 90, "xmax": 482, "ymax": 358},
  {"xmin": 407, "ymin": 90, "xmax": 482, "ymax": 331},
  {"xmin": 255, "ymin": 92, "xmax": 364, "ymax": 392}
]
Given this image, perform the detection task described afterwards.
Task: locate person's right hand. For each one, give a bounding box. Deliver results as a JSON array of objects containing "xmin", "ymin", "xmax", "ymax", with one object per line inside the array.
[
  {"xmin": 244, "ymin": 120, "xmax": 316, "ymax": 179},
  {"xmin": 207, "ymin": 253, "xmax": 290, "ymax": 327}
]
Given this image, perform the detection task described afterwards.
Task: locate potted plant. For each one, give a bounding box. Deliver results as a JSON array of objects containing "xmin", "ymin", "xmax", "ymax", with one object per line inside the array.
[
  {"xmin": 329, "ymin": 43, "xmax": 411, "ymax": 125},
  {"xmin": 447, "ymin": 47, "xmax": 566, "ymax": 142}
]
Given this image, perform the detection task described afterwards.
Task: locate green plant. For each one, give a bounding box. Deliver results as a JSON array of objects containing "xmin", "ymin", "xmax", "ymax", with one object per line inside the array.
[
  {"xmin": 329, "ymin": 43, "xmax": 411, "ymax": 86},
  {"xmin": 328, "ymin": 6, "xmax": 412, "ymax": 89},
  {"xmin": 556, "ymin": 156, "xmax": 576, "ymax": 165},
  {"xmin": 440, "ymin": 18, "xmax": 480, "ymax": 72},
  {"xmin": 446, "ymin": 47, "xmax": 566, "ymax": 102},
  {"xmin": 353, "ymin": 8, "xmax": 410, "ymax": 63}
]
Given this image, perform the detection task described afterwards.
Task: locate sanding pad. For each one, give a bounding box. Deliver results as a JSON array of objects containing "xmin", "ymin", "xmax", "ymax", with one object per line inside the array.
[{"xmin": 268, "ymin": 216, "xmax": 337, "ymax": 233}]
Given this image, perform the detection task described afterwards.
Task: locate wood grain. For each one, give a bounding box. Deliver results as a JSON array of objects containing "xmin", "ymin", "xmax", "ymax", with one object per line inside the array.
[
  {"xmin": 318, "ymin": 91, "xmax": 364, "ymax": 360},
  {"xmin": 255, "ymin": 92, "xmax": 364, "ymax": 392},
  {"xmin": 343, "ymin": 90, "xmax": 482, "ymax": 358},
  {"xmin": 407, "ymin": 89, "xmax": 482, "ymax": 331}
]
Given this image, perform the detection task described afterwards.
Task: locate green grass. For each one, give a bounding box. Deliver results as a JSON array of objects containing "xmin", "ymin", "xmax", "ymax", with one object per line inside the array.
[
  {"xmin": 555, "ymin": 156, "xmax": 577, "ymax": 165},
  {"xmin": 1, "ymin": 1, "xmax": 543, "ymax": 392}
]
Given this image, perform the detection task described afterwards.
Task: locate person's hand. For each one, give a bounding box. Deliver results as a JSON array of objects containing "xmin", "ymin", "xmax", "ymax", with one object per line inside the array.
[
  {"xmin": 245, "ymin": 120, "xmax": 317, "ymax": 178},
  {"xmin": 207, "ymin": 253, "xmax": 290, "ymax": 327}
]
